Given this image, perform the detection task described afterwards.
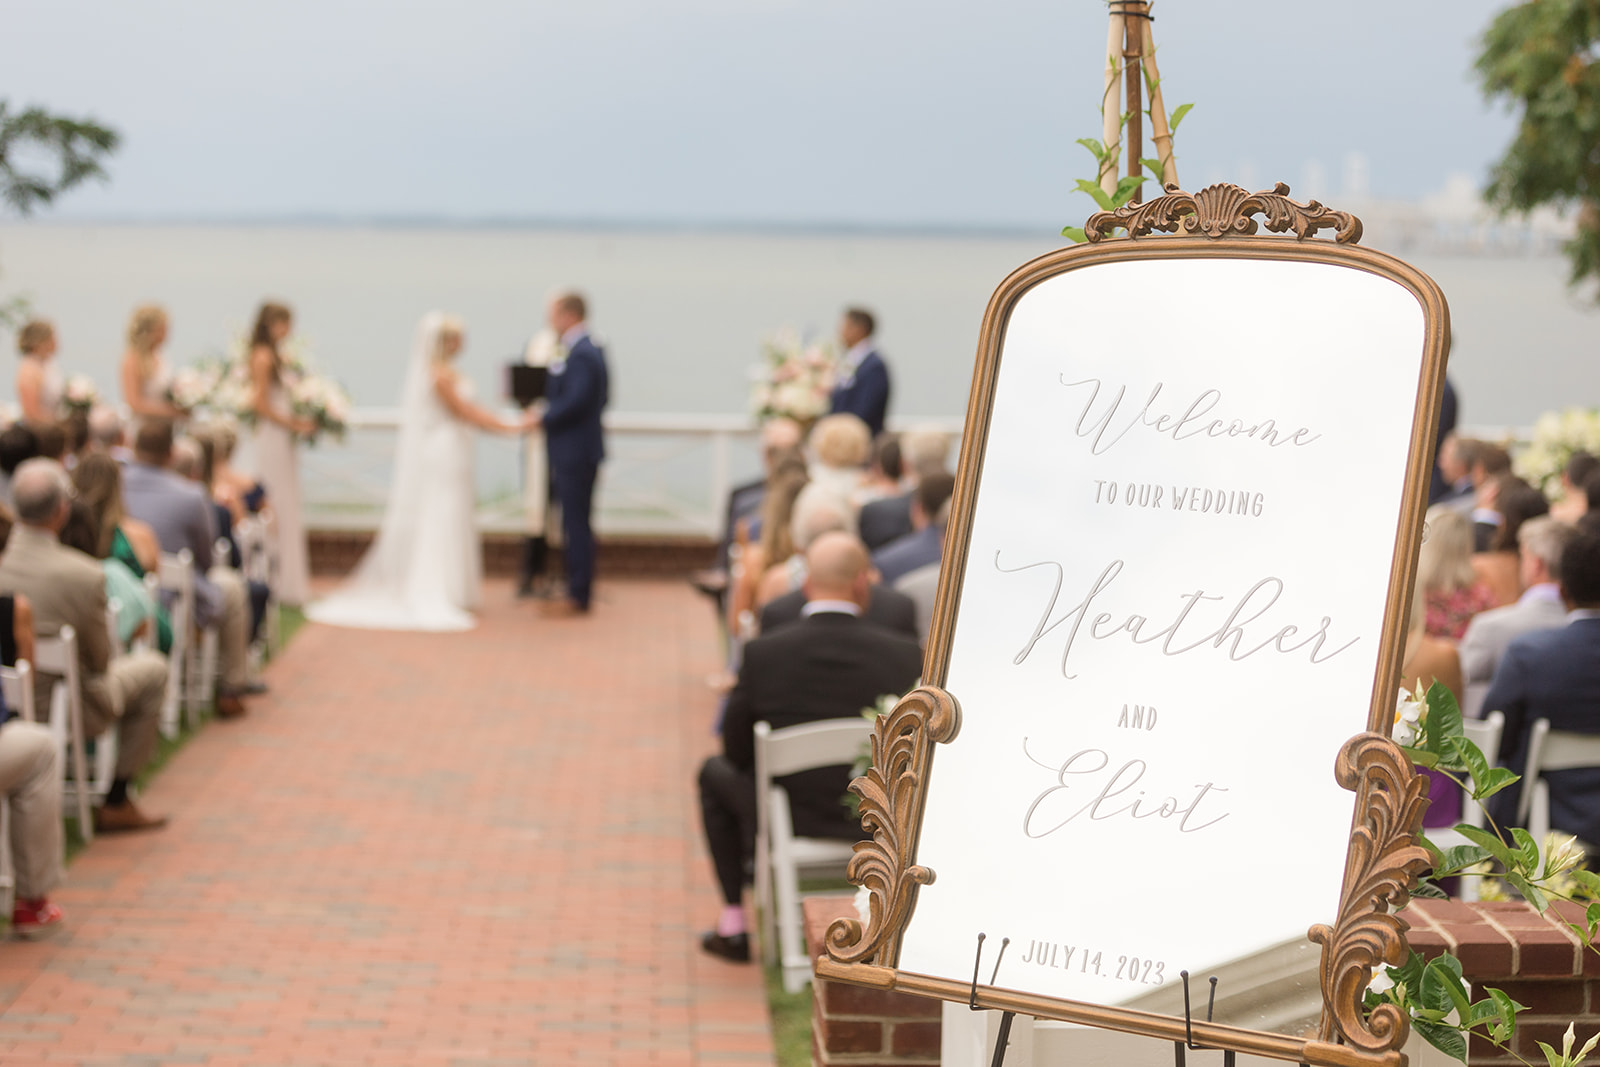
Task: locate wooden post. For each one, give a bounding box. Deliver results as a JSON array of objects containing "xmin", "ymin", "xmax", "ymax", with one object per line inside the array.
[{"xmin": 1122, "ymin": 1, "xmax": 1148, "ymax": 203}]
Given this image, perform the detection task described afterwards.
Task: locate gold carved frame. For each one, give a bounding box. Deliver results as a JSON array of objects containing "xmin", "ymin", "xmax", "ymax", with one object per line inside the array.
[{"xmin": 816, "ymin": 183, "xmax": 1447, "ymax": 1067}]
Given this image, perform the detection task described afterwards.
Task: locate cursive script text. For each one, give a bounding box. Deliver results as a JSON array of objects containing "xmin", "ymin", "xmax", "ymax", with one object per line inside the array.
[{"xmin": 1060, "ymin": 376, "xmax": 1322, "ymax": 456}]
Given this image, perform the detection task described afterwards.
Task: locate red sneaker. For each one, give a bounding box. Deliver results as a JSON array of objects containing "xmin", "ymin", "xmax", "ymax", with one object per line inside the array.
[{"xmin": 11, "ymin": 898, "xmax": 64, "ymax": 940}]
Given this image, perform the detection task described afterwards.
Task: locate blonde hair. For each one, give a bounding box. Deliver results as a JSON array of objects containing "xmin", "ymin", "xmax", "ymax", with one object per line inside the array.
[
  {"xmin": 17, "ymin": 320, "xmax": 54, "ymax": 355},
  {"xmin": 809, "ymin": 414, "xmax": 872, "ymax": 470},
  {"xmin": 127, "ymin": 305, "xmax": 168, "ymax": 356},
  {"xmin": 1417, "ymin": 506, "xmax": 1478, "ymax": 595},
  {"xmin": 432, "ymin": 315, "xmax": 466, "ymax": 362}
]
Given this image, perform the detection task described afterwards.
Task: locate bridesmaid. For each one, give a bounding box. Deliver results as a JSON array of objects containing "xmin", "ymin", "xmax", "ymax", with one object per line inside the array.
[
  {"xmin": 247, "ymin": 301, "xmax": 314, "ymax": 606},
  {"xmin": 119, "ymin": 304, "xmax": 184, "ymax": 425},
  {"xmin": 15, "ymin": 320, "xmax": 64, "ymax": 425}
]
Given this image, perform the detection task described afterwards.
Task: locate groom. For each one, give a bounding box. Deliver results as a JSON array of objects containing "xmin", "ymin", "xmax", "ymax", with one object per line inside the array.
[{"xmin": 535, "ymin": 290, "xmax": 609, "ymax": 617}]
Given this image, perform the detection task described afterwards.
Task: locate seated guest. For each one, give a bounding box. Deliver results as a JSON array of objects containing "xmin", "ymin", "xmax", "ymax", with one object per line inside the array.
[
  {"xmin": 32, "ymin": 422, "xmax": 67, "ymax": 463},
  {"xmin": 1486, "ymin": 531, "xmax": 1600, "ymax": 847},
  {"xmin": 58, "ymin": 500, "xmax": 169, "ymax": 655},
  {"xmin": 0, "ymin": 422, "xmax": 41, "ymax": 507},
  {"xmin": 0, "ymin": 459, "xmax": 168, "ymax": 833},
  {"xmin": 758, "ymin": 499, "xmax": 918, "ymax": 640},
  {"xmin": 120, "ymin": 420, "xmax": 253, "ymax": 718},
  {"xmin": 1552, "ymin": 452, "xmax": 1597, "ymax": 524},
  {"xmin": 855, "ymin": 433, "xmax": 902, "ymax": 507},
  {"xmin": 74, "ymin": 452, "xmax": 162, "ymax": 576},
  {"xmin": 205, "ymin": 423, "xmax": 266, "ymax": 517},
  {"xmin": 793, "ymin": 413, "xmax": 872, "ymax": 535},
  {"xmin": 895, "ymin": 560, "xmax": 940, "ymax": 645},
  {"xmin": 725, "ymin": 459, "xmax": 808, "ymax": 636},
  {"xmin": 1473, "ymin": 477, "xmax": 1550, "ymax": 607},
  {"xmin": 1434, "ymin": 434, "xmax": 1478, "ymax": 515},
  {"xmin": 858, "ymin": 428, "xmax": 951, "ymax": 550},
  {"xmin": 1470, "ymin": 444, "xmax": 1513, "ymax": 551},
  {"xmin": 1461, "ymin": 517, "xmax": 1576, "ymax": 718},
  {"xmin": 180, "ymin": 432, "xmax": 269, "ymax": 644},
  {"xmin": 0, "ymin": 680, "xmax": 67, "ymax": 938},
  {"xmin": 1420, "ymin": 506, "xmax": 1497, "ymax": 640},
  {"xmin": 873, "ymin": 472, "xmax": 956, "ymax": 586},
  {"xmin": 62, "ymin": 410, "xmax": 90, "ymax": 466},
  {"xmin": 1398, "ymin": 583, "xmax": 1465, "ymax": 827},
  {"xmin": 753, "ymin": 493, "xmax": 850, "ymax": 609},
  {"xmin": 1587, "ymin": 469, "xmax": 1600, "ymax": 519},
  {"xmin": 86, "ymin": 404, "xmax": 132, "ymax": 462},
  {"xmin": 697, "ymin": 532, "xmax": 923, "ymax": 961},
  {"xmin": 693, "ymin": 417, "xmax": 804, "ymax": 609}
]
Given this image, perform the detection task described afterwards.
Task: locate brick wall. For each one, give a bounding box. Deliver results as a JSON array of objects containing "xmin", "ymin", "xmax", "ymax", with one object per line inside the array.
[
  {"xmin": 803, "ymin": 897, "xmax": 943, "ymax": 1067},
  {"xmin": 1403, "ymin": 899, "xmax": 1600, "ymax": 1066},
  {"xmin": 308, "ymin": 529, "xmax": 716, "ymax": 578}
]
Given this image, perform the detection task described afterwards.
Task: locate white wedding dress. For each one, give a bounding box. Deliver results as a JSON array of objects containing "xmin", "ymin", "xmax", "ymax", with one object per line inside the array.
[{"xmin": 306, "ymin": 313, "xmax": 482, "ymax": 632}]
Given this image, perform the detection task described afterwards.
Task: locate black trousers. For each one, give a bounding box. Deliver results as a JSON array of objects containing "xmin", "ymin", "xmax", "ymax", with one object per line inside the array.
[{"xmin": 698, "ymin": 754, "xmax": 755, "ymax": 906}]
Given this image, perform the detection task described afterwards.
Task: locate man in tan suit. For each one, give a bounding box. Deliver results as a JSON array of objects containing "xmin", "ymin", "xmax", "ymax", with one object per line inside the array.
[{"xmin": 0, "ymin": 459, "xmax": 168, "ymax": 833}]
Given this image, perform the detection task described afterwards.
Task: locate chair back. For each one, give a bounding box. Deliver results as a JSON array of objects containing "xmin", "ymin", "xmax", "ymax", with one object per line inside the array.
[
  {"xmin": 1518, "ymin": 718, "xmax": 1600, "ymax": 826},
  {"xmin": 755, "ymin": 718, "xmax": 875, "ymax": 782},
  {"xmin": 107, "ymin": 596, "xmax": 125, "ymax": 655},
  {"xmin": 33, "ymin": 625, "xmax": 95, "ymax": 839},
  {"xmin": 0, "ymin": 660, "xmax": 34, "ymax": 723}
]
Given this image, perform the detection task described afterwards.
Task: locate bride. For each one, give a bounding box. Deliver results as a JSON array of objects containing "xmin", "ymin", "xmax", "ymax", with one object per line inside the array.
[{"xmin": 307, "ymin": 312, "xmax": 534, "ymax": 632}]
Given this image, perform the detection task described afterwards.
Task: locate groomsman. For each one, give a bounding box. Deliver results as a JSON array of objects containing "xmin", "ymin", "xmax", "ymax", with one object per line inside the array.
[
  {"xmin": 829, "ymin": 307, "xmax": 890, "ymax": 438},
  {"xmin": 534, "ymin": 291, "xmax": 609, "ymax": 617}
]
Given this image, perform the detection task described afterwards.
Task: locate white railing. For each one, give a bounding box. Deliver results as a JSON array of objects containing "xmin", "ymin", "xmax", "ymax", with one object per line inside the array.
[{"xmin": 297, "ymin": 410, "xmax": 966, "ymax": 539}]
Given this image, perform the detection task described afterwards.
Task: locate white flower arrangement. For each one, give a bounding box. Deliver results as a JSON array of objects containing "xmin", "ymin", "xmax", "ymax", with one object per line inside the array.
[
  {"xmin": 1514, "ymin": 407, "xmax": 1600, "ymax": 497},
  {"xmin": 167, "ymin": 360, "xmax": 227, "ymax": 412},
  {"xmin": 1392, "ymin": 681, "xmax": 1428, "ymax": 748},
  {"xmin": 62, "ymin": 373, "xmax": 98, "ymax": 414},
  {"xmin": 750, "ymin": 326, "xmax": 836, "ymax": 423},
  {"xmin": 289, "ymin": 370, "xmax": 351, "ymax": 445}
]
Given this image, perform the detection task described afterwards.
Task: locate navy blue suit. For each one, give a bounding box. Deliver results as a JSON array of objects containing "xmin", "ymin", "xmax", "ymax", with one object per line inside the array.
[
  {"xmin": 1484, "ymin": 617, "xmax": 1600, "ymax": 844},
  {"xmin": 544, "ymin": 332, "xmax": 609, "ymax": 609},
  {"xmin": 872, "ymin": 524, "xmax": 944, "ymax": 586},
  {"xmin": 830, "ymin": 349, "xmax": 890, "ymax": 438}
]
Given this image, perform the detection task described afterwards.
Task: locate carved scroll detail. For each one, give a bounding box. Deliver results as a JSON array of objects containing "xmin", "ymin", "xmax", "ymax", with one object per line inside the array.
[
  {"xmin": 1308, "ymin": 732, "xmax": 1433, "ymax": 1052},
  {"xmin": 825, "ymin": 685, "xmax": 962, "ymax": 966},
  {"xmin": 1085, "ymin": 182, "xmax": 1364, "ymax": 244}
]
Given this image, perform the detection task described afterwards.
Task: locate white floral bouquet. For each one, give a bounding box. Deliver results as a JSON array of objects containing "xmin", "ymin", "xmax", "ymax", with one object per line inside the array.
[
  {"xmin": 167, "ymin": 359, "xmax": 227, "ymax": 412},
  {"xmin": 289, "ymin": 371, "xmax": 351, "ymax": 445},
  {"xmin": 62, "ymin": 374, "xmax": 98, "ymax": 415},
  {"xmin": 1514, "ymin": 407, "xmax": 1600, "ymax": 497},
  {"xmin": 750, "ymin": 326, "xmax": 836, "ymax": 423}
]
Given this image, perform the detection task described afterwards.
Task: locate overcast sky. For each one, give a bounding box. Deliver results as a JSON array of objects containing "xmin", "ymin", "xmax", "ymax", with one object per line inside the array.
[{"xmin": 1, "ymin": 0, "xmax": 1519, "ymax": 229}]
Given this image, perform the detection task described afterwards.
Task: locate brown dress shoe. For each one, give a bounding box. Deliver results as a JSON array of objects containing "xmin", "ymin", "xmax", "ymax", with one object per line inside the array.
[
  {"xmin": 93, "ymin": 801, "xmax": 169, "ymax": 835},
  {"xmin": 537, "ymin": 598, "xmax": 589, "ymax": 619},
  {"xmin": 215, "ymin": 694, "xmax": 248, "ymax": 719}
]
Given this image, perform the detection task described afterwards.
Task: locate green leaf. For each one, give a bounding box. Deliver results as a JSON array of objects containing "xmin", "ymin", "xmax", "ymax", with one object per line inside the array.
[
  {"xmin": 1075, "ymin": 178, "xmax": 1115, "ymax": 211},
  {"xmin": 1425, "ymin": 681, "xmax": 1464, "ymax": 755},
  {"xmin": 1414, "ymin": 1019, "xmax": 1469, "ymax": 1063},
  {"xmin": 1456, "ymin": 825, "xmax": 1518, "ymax": 869},
  {"xmin": 1508, "ymin": 872, "xmax": 1549, "ymax": 912},
  {"xmin": 1511, "ymin": 827, "xmax": 1542, "ymax": 872},
  {"xmin": 1487, "ymin": 986, "xmax": 1525, "ymax": 1043},
  {"xmin": 1111, "ymin": 174, "xmax": 1145, "ymax": 208},
  {"xmin": 1448, "ymin": 734, "xmax": 1490, "ymax": 784},
  {"xmin": 1412, "ymin": 880, "xmax": 1450, "ymax": 898},
  {"xmin": 1141, "ymin": 157, "xmax": 1166, "ymax": 180},
  {"xmin": 1536, "ymin": 1039, "xmax": 1565, "ymax": 1067},
  {"xmin": 1061, "ymin": 226, "xmax": 1087, "ymax": 244},
  {"xmin": 1075, "ymin": 137, "xmax": 1107, "ymax": 162},
  {"xmin": 1168, "ymin": 102, "xmax": 1194, "ymax": 132},
  {"xmin": 1475, "ymin": 766, "xmax": 1521, "ymax": 801},
  {"xmin": 1439, "ymin": 843, "xmax": 1494, "ymax": 876},
  {"xmin": 1586, "ymin": 900, "xmax": 1600, "ymax": 931},
  {"xmin": 1403, "ymin": 744, "xmax": 1442, "ymax": 769},
  {"xmin": 1425, "ymin": 956, "xmax": 1474, "ymax": 1023},
  {"xmin": 1569, "ymin": 868, "xmax": 1600, "ymax": 897}
]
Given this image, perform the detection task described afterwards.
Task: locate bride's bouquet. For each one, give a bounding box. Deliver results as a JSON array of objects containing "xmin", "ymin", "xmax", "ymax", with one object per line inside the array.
[
  {"xmin": 167, "ymin": 359, "xmax": 228, "ymax": 413},
  {"xmin": 750, "ymin": 326, "xmax": 836, "ymax": 424}
]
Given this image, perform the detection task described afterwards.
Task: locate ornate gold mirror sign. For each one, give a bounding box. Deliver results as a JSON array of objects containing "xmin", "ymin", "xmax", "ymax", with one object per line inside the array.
[{"xmin": 818, "ymin": 184, "xmax": 1445, "ymax": 1067}]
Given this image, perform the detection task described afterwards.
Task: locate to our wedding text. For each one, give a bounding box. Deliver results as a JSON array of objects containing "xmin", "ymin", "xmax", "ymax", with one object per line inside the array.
[{"xmin": 1092, "ymin": 479, "xmax": 1265, "ymax": 518}]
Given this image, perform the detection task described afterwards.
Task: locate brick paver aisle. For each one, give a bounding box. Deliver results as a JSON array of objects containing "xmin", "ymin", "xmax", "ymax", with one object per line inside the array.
[{"xmin": 0, "ymin": 580, "xmax": 773, "ymax": 1067}]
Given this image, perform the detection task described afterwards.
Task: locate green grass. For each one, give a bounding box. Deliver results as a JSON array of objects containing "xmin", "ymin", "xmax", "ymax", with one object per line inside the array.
[{"xmin": 765, "ymin": 963, "xmax": 814, "ymax": 1067}]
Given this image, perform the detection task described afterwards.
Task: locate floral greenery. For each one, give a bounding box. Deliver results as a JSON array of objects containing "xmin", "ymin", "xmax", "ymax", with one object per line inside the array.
[
  {"xmin": 751, "ymin": 326, "xmax": 836, "ymax": 424},
  {"xmin": 1513, "ymin": 408, "xmax": 1600, "ymax": 497},
  {"xmin": 1371, "ymin": 680, "xmax": 1600, "ymax": 1064},
  {"xmin": 1477, "ymin": 0, "xmax": 1600, "ymax": 296},
  {"xmin": 1060, "ymin": 71, "xmax": 1192, "ymax": 243}
]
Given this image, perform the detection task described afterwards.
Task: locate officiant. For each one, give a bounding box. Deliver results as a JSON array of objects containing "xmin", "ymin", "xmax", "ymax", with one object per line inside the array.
[{"xmin": 514, "ymin": 327, "xmax": 558, "ymax": 599}]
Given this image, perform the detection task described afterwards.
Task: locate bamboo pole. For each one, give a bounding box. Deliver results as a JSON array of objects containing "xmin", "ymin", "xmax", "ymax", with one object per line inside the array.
[
  {"xmin": 1142, "ymin": 13, "xmax": 1179, "ymax": 189},
  {"xmin": 1098, "ymin": 7, "xmax": 1125, "ymax": 197},
  {"xmin": 1123, "ymin": 6, "xmax": 1144, "ymax": 203}
]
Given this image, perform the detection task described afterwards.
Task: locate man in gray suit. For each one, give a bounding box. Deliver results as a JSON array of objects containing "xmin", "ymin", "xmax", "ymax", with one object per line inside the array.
[
  {"xmin": 0, "ymin": 460, "xmax": 168, "ymax": 833},
  {"xmin": 120, "ymin": 420, "xmax": 252, "ymax": 718},
  {"xmin": 1460, "ymin": 517, "xmax": 1577, "ymax": 718}
]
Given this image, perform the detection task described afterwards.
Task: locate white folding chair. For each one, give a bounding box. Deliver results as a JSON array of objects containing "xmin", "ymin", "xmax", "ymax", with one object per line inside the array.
[
  {"xmin": 33, "ymin": 626, "xmax": 114, "ymax": 842},
  {"xmin": 754, "ymin": 717, "xmax": 875, "ymax": 993},
  {"xmin": 1518, "ymin": 718, "xmax": 1600, "ymax": 851},
  {"xmin": 1426, "ymin": 711, "xmax": 1504, "ymax": 902},
  {"xmin": 235, "ymin": 514, "xmax": 278, "ymax": 664},
  {"xmin": 156, "ymin": 550, "xmax": 199, "ymax": 733},
  {"xmin": 106, "ymin": 596, "xmax": 125, "ymax": 656},
  {"xmin": 0, "ymin": 661, "xmax": 36, "ymax": 915}
]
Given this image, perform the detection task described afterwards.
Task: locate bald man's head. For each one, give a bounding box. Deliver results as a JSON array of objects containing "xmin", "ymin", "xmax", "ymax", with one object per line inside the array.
[{"xmin": 803, "ymin": 531, "xmax": 873, "ymax": 608}]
